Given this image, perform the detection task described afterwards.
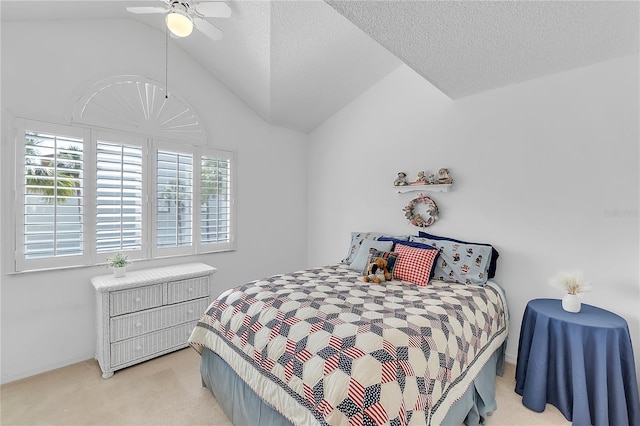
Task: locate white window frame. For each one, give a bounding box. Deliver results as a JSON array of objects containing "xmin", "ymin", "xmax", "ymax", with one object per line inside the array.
[
  {"xmin": 93, "ymin": 130, "xmax": 148, "ymax": 265},
  {"xmin": 151, "ymin": 139, "xmax": 196, "ymax": 259},
  {"xmin": 197, "ymin": 148, "xmax": 235, "ymax": 254},
  {"xmin": 13, "ymin": 118, "xmax": 236, "ymax": 273},
  {"xmin": 15, "ymin": 119, "xmax": 92, "ymax": 272}
]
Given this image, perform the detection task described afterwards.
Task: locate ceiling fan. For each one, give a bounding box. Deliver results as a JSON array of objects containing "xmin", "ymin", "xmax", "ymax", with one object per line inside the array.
[{"xmin": 126, "ymin": 0, "xmax": 231, "ymax": 41}]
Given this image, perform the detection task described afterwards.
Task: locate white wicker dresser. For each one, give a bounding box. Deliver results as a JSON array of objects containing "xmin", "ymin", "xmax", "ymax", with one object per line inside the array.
[{"xmin": 91, "ymin": 262, "xmax": 216, "ymax": 378}]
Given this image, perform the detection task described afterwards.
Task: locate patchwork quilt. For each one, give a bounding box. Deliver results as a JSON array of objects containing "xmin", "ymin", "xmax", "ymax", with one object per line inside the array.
[{"xmin": 189, "ymin": 264, "xmax": 508, "ymax": 426}]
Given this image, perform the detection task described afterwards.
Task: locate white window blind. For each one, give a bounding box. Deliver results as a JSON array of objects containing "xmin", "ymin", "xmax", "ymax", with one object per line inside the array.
[
  {"xmin": 23, "ymin": 129, "xmax": 84, "ymax": 260},
  {"xmin": 156, "ymin": 150, "xmax": 193, "ymax": 248},
  {"xmin": 200, "ymin": 155, "xmax": 231, "ymax": 245},
  {"xmin": 96, "ymin": 141, "xmax": 143, "ymax": 253}
]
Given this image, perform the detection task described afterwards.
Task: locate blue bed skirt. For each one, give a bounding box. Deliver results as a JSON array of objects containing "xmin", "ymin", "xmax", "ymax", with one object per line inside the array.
[{"xmin": 200, "ymin": 343, "xmax": 506, "ymax": 425}]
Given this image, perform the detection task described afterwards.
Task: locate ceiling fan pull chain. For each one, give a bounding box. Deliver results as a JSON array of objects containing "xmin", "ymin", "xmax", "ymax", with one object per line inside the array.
[{"xmin": 165, "ymin": 24, "xmax": 169, "ymax": 99}]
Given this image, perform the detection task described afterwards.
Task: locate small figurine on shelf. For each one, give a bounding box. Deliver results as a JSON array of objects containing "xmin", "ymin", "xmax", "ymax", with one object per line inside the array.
[
  {"xmin": 427, "ymin": 173, "xmax": 436, "ymax": 184},
  {"xmin": 437, "ymin": 168, "xmax": 453, "ymax": 184},
  {"xmin": 415, "ymin": 171, "xmax": 427, "ymax": 184},
  {"xmin": 394, "ymin": 172, "xmax": 409, "ymax": 186}
]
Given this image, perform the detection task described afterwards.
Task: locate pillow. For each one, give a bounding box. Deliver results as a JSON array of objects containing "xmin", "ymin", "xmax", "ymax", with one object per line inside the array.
[
  {"xmin": 342, "ymin": 232, "xmax": 384, "ymax": 264},
  {"xmin": 379, "ymin": 237, "xmax": 438, "ymax": 252},
  {"xmin": 417, "ymin": 231, "xmax": 500, "ymax": 278},
  {"xmin": 348, "ymin": 239, "xmax": 394, "ymax": 272},
  {"xmin": 364, "ymin": 249, "xmax": 399, "ymax": 278},
  {"xmin": 392, "ymin": 243, "xmax": 439, "ymax": 286},
  {"xmin": 342, "ymin": 232, "xmax": 409, "ymax": 264},
  {"xmin": 411, "ymin": 235, "xmax": 492, "ymax": 286}
]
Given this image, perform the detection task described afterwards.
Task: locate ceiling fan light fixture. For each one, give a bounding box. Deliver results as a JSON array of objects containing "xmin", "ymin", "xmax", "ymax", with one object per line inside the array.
[{"xmin": 166, "ymin": 4, "xmax": 193, "ymax": 37}]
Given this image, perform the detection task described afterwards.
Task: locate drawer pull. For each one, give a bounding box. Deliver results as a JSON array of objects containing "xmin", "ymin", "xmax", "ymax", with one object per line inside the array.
[
  {"xmin": 136, "ymin": 345, "xmax": 142, "ymax": 351},
  {"xmin": 136, "ymin": 322, "xmax": 142, "ymax": 328},
  {"xmin": 135, "ymin": 297, "xmax": 142, "ymax": 303},
  {"xmin": 188, "ymin": 309, "xmax": 194, "ymax": 314},
  {"xmin": 188, "ymin": 288, "xmax": 194, "ymax": 292}
]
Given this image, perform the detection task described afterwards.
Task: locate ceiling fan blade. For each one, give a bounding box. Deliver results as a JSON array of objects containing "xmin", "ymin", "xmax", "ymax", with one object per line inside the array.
[
  {"xmin": 126, "ymin": 6, "xmax": 167, "ymax": 14},
  {"xmin": 195, "ymin": 2, "xmax": 231, "ymax": 18},
  {"xmin": 194, "ymin": 17, "xmax": 223, "ymax": 40}
]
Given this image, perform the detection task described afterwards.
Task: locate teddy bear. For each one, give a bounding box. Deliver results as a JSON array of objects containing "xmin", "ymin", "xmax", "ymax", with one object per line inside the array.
[
  {"xmin": 394, "ymin": 172, "xmax": 409, "ymax": 186},
  {"xmin": 363, "ymin": 257, "xmax": 391, "ymax": 283},
  {"xmin": 437, "ymin": 168, "xmax": 453, "ymax": 184}
]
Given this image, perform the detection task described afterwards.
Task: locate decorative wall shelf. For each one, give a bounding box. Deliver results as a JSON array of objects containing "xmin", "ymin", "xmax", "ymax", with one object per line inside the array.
[{"xmin": 395, "ymin": 184, "xmax": 452, "ymax": 193}]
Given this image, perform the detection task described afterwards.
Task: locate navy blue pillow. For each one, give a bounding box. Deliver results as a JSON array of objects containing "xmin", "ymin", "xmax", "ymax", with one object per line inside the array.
[
  {"xmin": 379, "ymin": 236, "xmax": 438, "ymax": 250},
  {"xmin": 417, "ymin": 232, "xmax": 499, "ymax": 279}
]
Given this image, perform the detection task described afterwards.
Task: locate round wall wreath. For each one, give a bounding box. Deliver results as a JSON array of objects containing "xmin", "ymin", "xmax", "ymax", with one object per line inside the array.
[{"xmin": 404, "ymin": 193, "xmax": 439, "ymax": 227}]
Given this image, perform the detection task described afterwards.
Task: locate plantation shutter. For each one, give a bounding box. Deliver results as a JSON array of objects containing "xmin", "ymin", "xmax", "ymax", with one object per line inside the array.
[
  {"xmin": 96, "ymin": 140, "xmax": 143, "ymax": 254},
  {"xmin": 22, "ymin": 128, "xmax": 84, "ymax": 263},
  {"xmin": 200, "ymin": 153, "xmax": 232, "ymax": 246},
  {"xmin": 156, "ymin": 149, "xmax": 193, "ymax": 249},
  {"xmin": 15, "ymin": 118, "xmax": 235, "ymax": 273}
]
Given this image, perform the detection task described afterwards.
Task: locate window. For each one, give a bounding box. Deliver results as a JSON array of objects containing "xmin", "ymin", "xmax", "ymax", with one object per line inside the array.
[
  {"xmin": 14, "ymin": 119, "xmax": 235, "ymax": 272},
  {"xmin": 96, "ymin": 136, "xmax": 144, "ymax": 254},
  {"xmin": 16, "ymin": 121, "xmax": 88, "ymax": 271},
  {"xmin": 156, "ymin": 150, "xmax": 193, "ymax": 250},
  {"xmin": 23, "ymin": 129, "xmax": 84, "ymax": 258},
  {"xmin": 200, "ymin": 154, "xmax": 232, "ymax": 246}
]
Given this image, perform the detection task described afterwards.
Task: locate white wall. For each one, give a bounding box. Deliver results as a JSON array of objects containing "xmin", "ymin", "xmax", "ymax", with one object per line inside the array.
[
  {"xmin": 2, "ymin": 17, "xmax": 638, "ymax": 387},
  {"xmin": 307, "ymin": 56, "xmax": 640, "ymax": 379},
  {"xmin": 0, "ymin": 19, "xmax": 308, "ymax": 383}
]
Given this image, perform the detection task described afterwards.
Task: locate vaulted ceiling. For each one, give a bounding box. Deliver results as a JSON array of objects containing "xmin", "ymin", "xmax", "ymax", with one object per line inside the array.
[{"xmin": 2, "ymin": 1, "xmax": 638, "ymax": 133}]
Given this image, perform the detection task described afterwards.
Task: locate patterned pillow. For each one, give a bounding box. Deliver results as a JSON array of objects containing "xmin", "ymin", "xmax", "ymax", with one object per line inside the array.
[
  {"xmin": 348, "ymin": 239, "xmax": 394, "ymax": 272},
  {"xmin": 393, "ymin": 243, "xmax": 439, "ymax": 286},
  {"xmin": 363, "ymin": 249, "xmax": 400, "ymax": 279},
  {"xmin": 417, "ymin": 231, "xmax": 499, "ymax": 278},
  {"xmin": 411, "ymin": 236, "xmax": 493, "ymax": 286},
  {"xmin": 342, "ymin": 232, "xmax": 384, "ymax": 264},
  {"xmin": 342, "ymin": 232, "xmax": 410, "ymax": 264}
]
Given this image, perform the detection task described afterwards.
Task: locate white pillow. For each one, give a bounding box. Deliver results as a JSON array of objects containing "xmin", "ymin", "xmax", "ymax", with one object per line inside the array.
[{"xmin": 348, "ymin": 239, "xmax": 394, "ymax": 272}]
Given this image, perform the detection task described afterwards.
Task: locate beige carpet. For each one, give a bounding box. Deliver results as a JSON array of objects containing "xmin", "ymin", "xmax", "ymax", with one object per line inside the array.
[{"xmin": 1, "ymin": 348, "xmax": 569, "ymax": 425}]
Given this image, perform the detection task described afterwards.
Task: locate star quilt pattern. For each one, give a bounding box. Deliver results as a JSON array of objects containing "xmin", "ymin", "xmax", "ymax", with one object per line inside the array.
[{"xmin": 189, "ymin": 264, "xmax": 508, "ymax": 425}]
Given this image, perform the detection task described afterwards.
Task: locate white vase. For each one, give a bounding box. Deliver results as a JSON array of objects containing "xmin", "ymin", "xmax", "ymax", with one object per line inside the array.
[
  {"xmin": 113, "ymin": 266, "xmax": 126, "ymax": 278},
  {"xmin": 562, "ymin": 293, "xmax": 581, "ymax": 313}
]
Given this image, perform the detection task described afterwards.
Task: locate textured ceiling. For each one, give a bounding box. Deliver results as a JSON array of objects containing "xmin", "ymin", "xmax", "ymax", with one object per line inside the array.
[
  {"xmin": 325, "ymin": 0, "xmax": 640, "ymax": 99},
  {"xmin": 2, "ymin": 1, "xmax": 638, "ymax": 133}
]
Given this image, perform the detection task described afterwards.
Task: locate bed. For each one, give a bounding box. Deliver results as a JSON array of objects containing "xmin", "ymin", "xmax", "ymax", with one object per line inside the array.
[{"xmin": 189, "ymin": 232, "xmax": 509, "ymax": 426}]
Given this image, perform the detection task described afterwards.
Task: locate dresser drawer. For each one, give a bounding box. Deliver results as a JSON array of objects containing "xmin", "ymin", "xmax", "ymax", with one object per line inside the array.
[
  {"xmin": 110, "ymin": 298, "xmax": 209, "ymax": 342},
  {"xmin": 110, "ymin": 284, "xmax": 163, "ymax": 316},
  {"xmin": 110, "ymin": 321, "xmax": 197, "ymax": 367},
  {"xmin": 166, "ymin": 276, "xmax": 210, "ymax": 304}
]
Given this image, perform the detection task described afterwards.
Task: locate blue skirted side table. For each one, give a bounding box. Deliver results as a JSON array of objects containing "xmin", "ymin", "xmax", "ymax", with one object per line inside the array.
[{"xmin": 515, "ymin": 298, "xmax": 640, "ymax": 426}]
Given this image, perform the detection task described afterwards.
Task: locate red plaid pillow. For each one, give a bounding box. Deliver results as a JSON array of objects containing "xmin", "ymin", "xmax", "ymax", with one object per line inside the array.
[{"xmin": 393, "ymin": 243, "xmax": 439, "ymax": 286}]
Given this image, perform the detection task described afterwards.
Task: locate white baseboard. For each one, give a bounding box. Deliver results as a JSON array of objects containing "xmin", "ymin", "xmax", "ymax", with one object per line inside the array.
[{"xmin": 1, "ymin": 352, "xmax": 94, "ymax": 385}]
